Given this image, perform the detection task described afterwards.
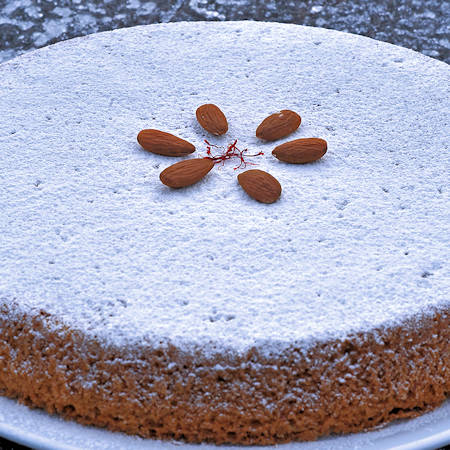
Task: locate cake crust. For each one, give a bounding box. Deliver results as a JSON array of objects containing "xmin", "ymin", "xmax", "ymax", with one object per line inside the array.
[{"xmin": 0, "ymin": 302, "xmax": 448, "ymax": 444}]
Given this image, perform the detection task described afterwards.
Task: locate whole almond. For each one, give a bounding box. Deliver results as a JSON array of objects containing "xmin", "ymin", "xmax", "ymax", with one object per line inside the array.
[
  {"xmin": 196, "ymin": 104, "xmax": 228, "ymax": 136},
  {"xmin": 272, "ymin": 138, "xmax": 327, "ymax": 164},
  {"xmin": 137, "ymin": 129, "xmax": 195, "ymax": 156},
  {"xmin": 160, "ymin": 158, "xmax": 214, "ymax": 188},
  {"xmin": 237, "ymin": 169, "xmax": 282, "ymax": 204},
  {"xmin": 256, "ymin": 110, "xmax": 301, "ymax": 141}
]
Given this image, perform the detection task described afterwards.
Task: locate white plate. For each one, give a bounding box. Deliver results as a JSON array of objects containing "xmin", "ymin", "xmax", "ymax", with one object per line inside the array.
[{"xmin": 0, "ymin": 397, "xmax": 449, "ymax": 450}]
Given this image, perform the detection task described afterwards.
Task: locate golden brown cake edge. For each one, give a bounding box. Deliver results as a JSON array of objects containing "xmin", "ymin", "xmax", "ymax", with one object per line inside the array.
[{"xmin": 0, "ymin": 301, "xmax": 448, "ymax": 445}]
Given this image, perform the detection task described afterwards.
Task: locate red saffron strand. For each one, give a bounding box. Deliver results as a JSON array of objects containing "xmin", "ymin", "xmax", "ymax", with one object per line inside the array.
[{"xmin": 203, "ymin": 139, "xmax": 264, "ymax": 170}]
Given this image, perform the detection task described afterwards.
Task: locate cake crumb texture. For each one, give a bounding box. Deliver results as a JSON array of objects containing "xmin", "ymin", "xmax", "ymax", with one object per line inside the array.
[{"xmin": 0, "ymin": 303, "xmax": 448, "ymax": 444}]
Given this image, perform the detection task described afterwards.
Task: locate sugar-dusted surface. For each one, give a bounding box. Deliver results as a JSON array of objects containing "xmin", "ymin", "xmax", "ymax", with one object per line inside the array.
[{"xmin": 0, "ymin": 22, "xmax": 449, "ymax": 357}]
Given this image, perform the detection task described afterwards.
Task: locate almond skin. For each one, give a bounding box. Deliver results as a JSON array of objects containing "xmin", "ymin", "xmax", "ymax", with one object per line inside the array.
[
  {"xmin": 272, "ymin": 138, "xmax": 327, "ymax": 164},
  {"xmin": 237, "ymin": 169, "xmax": 282, "ymax": 204},
  {"xmin": 137, "ymin": 129, "xmax": 195, "ymax": 156},
  {"xmin": 160, "ymin": 158, "xmax": 214, "ymax": 188},
  {"xmin": 196, "ymin": 104, "xmax": 228, "ymax": 136},
  {"xmin": 256, "ymin": 110, "xmax": 301, "ymax": 141}
]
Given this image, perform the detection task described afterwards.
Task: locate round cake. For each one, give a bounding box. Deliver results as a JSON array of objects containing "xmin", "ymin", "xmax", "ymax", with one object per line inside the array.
[{"xmin": 0, "ymin": 22, "xmax": 448, "ymax": 445}]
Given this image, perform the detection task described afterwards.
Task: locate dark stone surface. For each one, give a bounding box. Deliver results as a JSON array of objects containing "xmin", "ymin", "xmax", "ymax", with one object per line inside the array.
[
  {"xmin": 0, "ymin": 439, "xmax": 29, "ymax": 450},
  {"xmin": 0, "ymin": 0, "xmax": 449, "ymax": 64}
]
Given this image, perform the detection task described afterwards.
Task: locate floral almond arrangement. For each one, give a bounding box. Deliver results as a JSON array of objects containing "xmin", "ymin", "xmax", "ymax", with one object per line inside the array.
[{"xmin": 137, "ymin": 104, "xmax": 327, "ymax": 204}]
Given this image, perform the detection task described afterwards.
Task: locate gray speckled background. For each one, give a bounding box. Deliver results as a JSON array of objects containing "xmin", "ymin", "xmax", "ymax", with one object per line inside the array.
[{"xmin": 0, "ymin": 0, "xmax": 449, "ymax": 64}]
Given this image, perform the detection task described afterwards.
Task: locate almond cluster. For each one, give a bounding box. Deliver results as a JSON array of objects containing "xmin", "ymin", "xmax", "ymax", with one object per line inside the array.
[{"xmin": 137, "ymin": 104, "xmax": 327, "ymax": 204}]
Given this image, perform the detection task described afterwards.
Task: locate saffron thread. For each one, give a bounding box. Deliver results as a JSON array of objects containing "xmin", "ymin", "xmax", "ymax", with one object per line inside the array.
[{"xmin": 203, "ymin": 140, "xmax": 264, "ymax": 170}]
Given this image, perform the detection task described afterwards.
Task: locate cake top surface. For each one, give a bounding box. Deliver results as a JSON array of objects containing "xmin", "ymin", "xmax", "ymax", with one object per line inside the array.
[{"xmin": 0, "ymin": 22, "xmax": 449, "ymax": 356}]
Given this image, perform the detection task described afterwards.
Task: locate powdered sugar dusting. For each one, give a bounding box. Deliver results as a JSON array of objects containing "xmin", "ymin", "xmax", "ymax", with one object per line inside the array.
[{"xmin": 0, "ymin": 22, "xmax": 449, "ymax": 357}]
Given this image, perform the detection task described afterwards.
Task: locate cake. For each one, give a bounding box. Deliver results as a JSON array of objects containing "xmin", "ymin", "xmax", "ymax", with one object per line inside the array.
[{"xmin": 0, "ymin": 22, "xmax": 448, "ymax": 445}]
